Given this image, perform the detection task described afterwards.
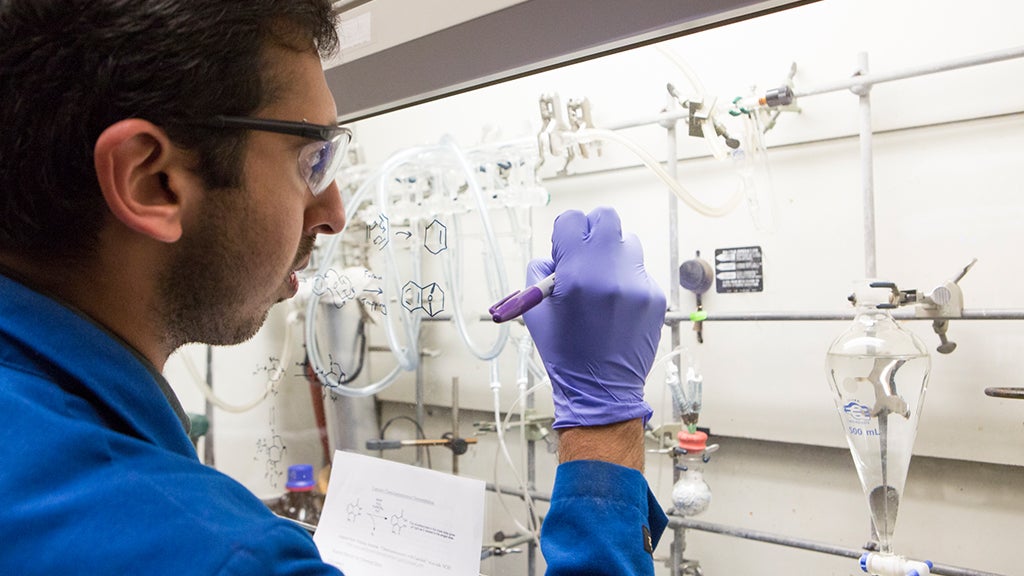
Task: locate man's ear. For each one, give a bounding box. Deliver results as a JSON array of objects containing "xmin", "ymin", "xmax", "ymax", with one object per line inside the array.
[{"xmin": 94, "ymin": 119, "xmax": 192, "ymax": 243}]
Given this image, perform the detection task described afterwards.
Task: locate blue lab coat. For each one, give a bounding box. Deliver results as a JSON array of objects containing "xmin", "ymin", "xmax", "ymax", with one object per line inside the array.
[
  {"xmin": 543, "ymin": 461, "xmax": 668, "ymax": 575},
  {"xmin": 0, "ymin": 272, "xmax": 665, "ymax": 575}
]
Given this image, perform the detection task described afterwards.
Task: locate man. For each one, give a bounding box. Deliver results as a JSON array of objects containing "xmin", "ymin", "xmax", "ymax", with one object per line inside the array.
[{"xmin": 0, "ymin": 1, "xmax": 666, "ymax": 574}]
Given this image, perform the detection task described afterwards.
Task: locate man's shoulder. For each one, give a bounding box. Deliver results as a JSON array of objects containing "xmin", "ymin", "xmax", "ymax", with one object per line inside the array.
[{"xmin": 0, "ymin": 433, "xmax": 325, "ymax": 575}]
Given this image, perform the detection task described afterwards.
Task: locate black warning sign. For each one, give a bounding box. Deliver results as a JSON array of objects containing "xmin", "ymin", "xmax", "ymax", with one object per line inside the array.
[{"xmin": 715, "ymin": 246, "xmax": 763, "ymax": 293}]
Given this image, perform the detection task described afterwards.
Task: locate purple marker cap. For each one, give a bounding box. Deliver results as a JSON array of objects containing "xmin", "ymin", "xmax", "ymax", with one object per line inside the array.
[
  {"xmin": 488, "ymin": 290, "xmax": 520, "ymax": 316},
  {"xmin": 490, "ymin": 273, "xmax": 556, "ymax": 323}
]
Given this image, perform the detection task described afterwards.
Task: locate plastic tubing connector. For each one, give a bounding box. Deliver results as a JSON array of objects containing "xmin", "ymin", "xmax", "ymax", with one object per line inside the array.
[
  {"xmin": 860, "ymin": 552, "xmax": 933, "ymax": 576},
  {"xmin": 677, "ymin": 429, "xmax": 708, "ymax": 454}
]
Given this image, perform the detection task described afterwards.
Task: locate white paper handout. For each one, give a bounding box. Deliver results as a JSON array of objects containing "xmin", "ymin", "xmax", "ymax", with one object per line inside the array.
[{"xmin": 314, "ymin": 450, "xmax": 485, "ymax": 576}]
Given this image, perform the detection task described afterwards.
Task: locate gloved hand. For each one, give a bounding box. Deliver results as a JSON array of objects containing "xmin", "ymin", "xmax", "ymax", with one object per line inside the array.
[{"xmin": 524, "ymin": 207, "xmax": 666, "ymax": 429}]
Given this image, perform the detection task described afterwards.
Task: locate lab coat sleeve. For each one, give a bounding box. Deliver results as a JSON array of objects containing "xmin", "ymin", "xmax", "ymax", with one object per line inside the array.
[
  {"xmin": 541, "ymin": 460, "xmax": 668, "ymax": 575},
  {"xmin": 212, "ymin": 523, "xmax": 344, "ymax": 576}
]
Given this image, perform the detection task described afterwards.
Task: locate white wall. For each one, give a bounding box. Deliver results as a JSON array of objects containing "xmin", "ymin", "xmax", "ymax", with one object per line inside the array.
[{"xmin": 166, "ymin": 0, "xmax": 1024, "ymax": 574}]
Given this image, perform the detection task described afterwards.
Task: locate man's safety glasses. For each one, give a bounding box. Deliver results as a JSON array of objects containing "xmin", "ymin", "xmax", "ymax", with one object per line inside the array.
[{"xmin": 187, "ymin": 115, "xmax": 352, "ymax": 196}]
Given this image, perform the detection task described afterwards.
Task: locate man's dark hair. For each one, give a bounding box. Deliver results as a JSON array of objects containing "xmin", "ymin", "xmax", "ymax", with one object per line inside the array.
[{"xmin": 0, "ymin": 1, "xmax": 339, "ymax": 262}]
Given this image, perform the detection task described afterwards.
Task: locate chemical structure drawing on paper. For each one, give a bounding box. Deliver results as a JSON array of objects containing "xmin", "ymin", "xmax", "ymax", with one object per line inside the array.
[
  {"xmin": 346, "ymin": 497, "xmax": 407, "ymax": 536},
  {"xmin": 390, "ymin": 509, "xmax": 409, "ymax": 535},
  {"xmin": 342, "ymin": 494, "xmax": 457, "ymax": 543}
]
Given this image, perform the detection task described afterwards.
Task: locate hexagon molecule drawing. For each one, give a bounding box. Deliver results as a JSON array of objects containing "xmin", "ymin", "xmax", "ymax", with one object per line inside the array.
[
  {"xmin": 424, "ymin": 219, "xmax": 448, "ymax": 255},
  {"xmin": 402, "ymin": 281, "xmax": 445, "ymax": 317},
  {"xmin": 312, "ymin": 269, "xmax": 356, "ymax": 309},
  {"xmin": 367, "ymin": 213, "xmax": 390, "ymax": 250}
]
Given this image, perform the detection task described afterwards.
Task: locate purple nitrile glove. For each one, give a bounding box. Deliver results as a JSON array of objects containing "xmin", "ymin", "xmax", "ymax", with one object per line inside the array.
[{"xmin": 523, "ymin": 207, "xmax": 666, "ymax": 429}]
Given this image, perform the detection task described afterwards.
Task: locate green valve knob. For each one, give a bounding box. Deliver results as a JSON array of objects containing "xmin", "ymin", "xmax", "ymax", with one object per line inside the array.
[
  {"xmin": 689, "ymin": 310, "xmax": 708, "ymax": 322},
  {"xmin": 187, "ymin": 412, "xmax": 209, "ymax": 442}
]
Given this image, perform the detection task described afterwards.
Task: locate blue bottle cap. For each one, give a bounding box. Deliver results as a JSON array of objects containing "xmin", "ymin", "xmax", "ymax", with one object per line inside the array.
[{"xmin": 286, "ymin": 464, "xmax": 315, "ymax": 491}]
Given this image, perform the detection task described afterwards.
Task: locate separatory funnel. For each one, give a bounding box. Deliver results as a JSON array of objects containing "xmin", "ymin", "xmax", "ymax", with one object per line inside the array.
[{"xmin": 825, "ymin": 283, "xmax": 931, "ymax": 560}]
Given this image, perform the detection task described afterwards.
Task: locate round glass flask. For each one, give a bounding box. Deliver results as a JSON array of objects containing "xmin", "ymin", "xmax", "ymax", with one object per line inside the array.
[{"xmin": 671, "ymin": 430, "xmax": 712, "ymax": 517}]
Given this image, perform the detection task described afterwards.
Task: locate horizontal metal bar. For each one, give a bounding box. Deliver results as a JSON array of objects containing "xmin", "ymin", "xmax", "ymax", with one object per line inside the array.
[
  {"xmin": 668, "ymin": 514, "xmax": 860, "ymax": 558},
  {"xmin": 485, "ymin": 482, "xmax": 553, "ymax": 503},
  {"xmin": 668, "ymin": 515, "xmax": 1007, "ymax": 576},
  {"xmin": 985, "ymin": 387, "xmax": 1024, "ymax": 400},
  {"xmin": 603, "ymin": 108, "xmax": 689, "ymax": 132},
  {"xmin": 668, "ymin": 310, "xmax": 855, "ymax": 322},
  {"xmin": 480, "ymin": 533, "xmax": 535, "ymax": 560},
  {"xmin": 665, "ymin": 309, "xmax": 1024, "ymax": 323},
  {"xmin": 378, "ymin": 308, "xmax": 1024, "ymax": 327},
  {"xmin": 794, "ymin": 45, "xmax": 1024, "ymax": 99}
]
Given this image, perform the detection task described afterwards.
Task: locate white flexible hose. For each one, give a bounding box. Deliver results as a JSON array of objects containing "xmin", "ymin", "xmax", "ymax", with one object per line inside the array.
[
  {"xmin": 527, "ymin": 354, "xmax": 548, "ymax": 383},
  {"xmin": 376, "ymin": 166, "xmax": 421, "ymax": 372},
  {"xmin": 656, "ymin": 45, "xmax": 731, "ymax": 162},
  {"xmin": 497, "ymin": 377, "xmax": 550, "ymax": 540},
  {"xmin": 440, "ymin": 234, "xmax": 510, "ymax": 361},
  {"xmin": 649, "ymin": 343, "xmax": 699, "ymax": 498},
  {"xmin": 656, "ymin": 45, "xmax": 707, "ymax": 95},
  {"xmin": 656, "ymin": 44, "xmax": 781, "ymax": 228},
  {"xmin": 305, "ymin": 136, "xmax": 519, "ymax": 393},
  {"xmin": 569, "ymin": 128, "xmax": 743, "ymax": 218},
  {"xmin": 650, "ymin": 344, "xmax": 697, "ymax": 376},
  {"xmin": 700, "ymin": 109, "xmax": 731, "ymax": 162},
  {"xmin": 738, "ymin": 112, "xmax": 778, "ymax": 233},
  {"xmin": 305, "ymin": 146, "xmax": 441, "ymax": 397},
  {"xmin": 440, "ymin": 137, "xmax": 510, "ymax": 360},
  {"xmin": 305, "ymin": 137, "xmax": 513, "ymax": 394},
  {"xmin": 490, "ymin": 361, "xmax": 541, "ymax": 543},
  {"xmin": 515, "ymin": 337, "xmax": 531, "ymax": 510},
  {"xmin": 495, "ymin": 341, "xmax": 552, "ymax": 543}
]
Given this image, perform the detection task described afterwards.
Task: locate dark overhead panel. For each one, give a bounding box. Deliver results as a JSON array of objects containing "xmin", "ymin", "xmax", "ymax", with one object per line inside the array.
[{"xmin": 327, "ymin": 0, "xmax": 817, "ymax": 123}]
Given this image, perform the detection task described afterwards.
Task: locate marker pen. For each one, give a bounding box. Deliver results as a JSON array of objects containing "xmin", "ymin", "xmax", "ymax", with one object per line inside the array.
[{"xmin": 489, "ymin": 273, "xmax": 556, "ymax": 323}]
